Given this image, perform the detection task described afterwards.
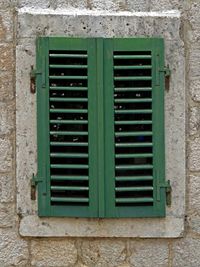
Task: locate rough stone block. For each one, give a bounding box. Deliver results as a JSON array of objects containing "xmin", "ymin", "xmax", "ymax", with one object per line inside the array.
[
  {"xmin": 126, "ymin": 0, "xmax": 149, "ymax": 11},
  {"xmin": 0, "ymin": 10, "xmax": 13, "ymax": 42},
  {"xmin": 188, "ymin": 2, "xmax": 200, "ymax": 28},
  {"xmin": 0, "ymin": 174, "xmax": 14, "ymax": 203},
  {"xmin": 0, "ymin": 229, "xmax": 29, "ymax": 266},
  {"xmin": 189, "ymin": 107, "xmax": 200, "ymax": 136},
  {"xmin": 0, "ymin": 203, "xmax": 15, "ymax": 227},
  {"xmin": 189, "ymin": 138, "xmax": 200, "ymax": 171},
  {"xmin": 16, "ymin": 41, "xmax": 37, "ymax": 215},
  {"xmin": 17, "ymin": 11, "xmax": 181, "ymax": 41},
  {"xmin": 18, "ymin": 0, "xmax": 50, "ymax": 8},
  {"xmin": 0, "ymin": 102, "xmax": 14, "ymax": 135},
  {"xmin": 53, "ymin": 0, "xmax": 88, "ymax": 9},
  {"xmin": 189, "ymin": 43, "xmax": 200, "ymax": 79},
  {"xmin": 188, "ymin": 215, "xmax": 200, "ymax": 235},
  {"xmin": 129, "ymin": 240, "xmax": 168, "ymax": 267},
  {"xmin": 172, "ymin": 238, "xmax": 200, "ymax": 267},
  {"xmin": 189, "ymin": 174, "xmax": 200, "ymax": 215},
  {"xmin": 0, "ymin": 72, "xmax": 14, "ymax": 100},
  {"xmin": 90, "ymin": 0, "xmax": 120, "ymax": 10},
  {"xmin": 80, "ymin": 239, "xmax": 126, "ymax": 267},
  {"xmin": 0, "ymin": 137, "xmax": 12, "ymax": 172},
  {"xmin": 190, "ymin": 79, "xmax": 200, "ymax": 102},
  {"xmin": 187, "ymin": 2, "xmax": 200, "ymax": 43},
  {"xmin": 0, "ymin": 44, "xmax": 14, "ymax": 72},
  {"xmin": 0, "ymin": 0, "xmax": 17, "ymax": 8},
  {"xmin": 150, "ymin": 0, "xmax": 184, "ymax": 11},
  {"xmin": 31, "ymin": 239, "xmax": 77, "ymax": 267},
  {"xmin": 55, "ymin": 0, "xmax": 130, "ymax": 11}
]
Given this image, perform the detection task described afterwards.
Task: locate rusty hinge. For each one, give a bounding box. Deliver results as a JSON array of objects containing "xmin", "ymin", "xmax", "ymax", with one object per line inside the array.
[
  {"xmin": 160, "ymin": 65, "xmax": 171, "ymax": 91},
  {"xmin": 30, "ymin": 65, "xmax": 42, "ymax": 94},
  {"xmin": 157, "ymin": 180, "xmax": 172, "ymax": 206},
  {"xmin": 31, "ymin": 173, "xmax": 43, "ymax": 200}
]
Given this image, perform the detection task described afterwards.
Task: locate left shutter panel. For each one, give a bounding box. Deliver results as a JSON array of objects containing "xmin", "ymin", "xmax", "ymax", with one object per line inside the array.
[{"xmin": 37, "ymin": 37, "xmax": 98, "ymax": 217}]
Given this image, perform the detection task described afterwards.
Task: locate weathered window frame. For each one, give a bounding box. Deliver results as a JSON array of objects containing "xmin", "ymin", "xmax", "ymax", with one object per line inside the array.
[{"xmin": 16, "ymin": 9, "xmax": 185, "ymax": 237}]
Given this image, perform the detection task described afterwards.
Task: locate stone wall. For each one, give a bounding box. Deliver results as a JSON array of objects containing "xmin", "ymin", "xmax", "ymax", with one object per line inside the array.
[{"xmin": 0, "ymin": 0, "xmax": 200, "ymax": 266}]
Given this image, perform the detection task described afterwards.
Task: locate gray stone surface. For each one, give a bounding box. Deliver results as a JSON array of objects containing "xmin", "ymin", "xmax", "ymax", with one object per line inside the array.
[
  {"xmin": 172, "ymin": 238, "xmax": 200, "ymax": 267},
  {"xmin": 191, "ymin": 79, "xmax": 200, "ymax": 102},
  {"xmin": 0, "ymin": 102, "xmax": 14, "ymax": 135},
  {"xmin": 17, "ymin": 11, "xmax": 181, "ymax": 39},
  {"xmin": 189, "ymin": 138, "xmax": 200, "ymax": 171},
  {"xmin": 0, "ymin": 137, "xmax": 12, "ymax": 172},
  {"xmin": 189, "ymin": 175, "xmax": 200, "ymax": 215},
  {"xmin": 189, "ymin": 43, "xmax": 200, "ymax": 80},
  {"xmin": 0, "ymin": 72, "xmax": 14, "ymax": 100},
  {"xmin": 19, "ymin": 215, "xmax": 184, "ymax": 237},
  {"xmin": 0, "ymin": 0, "xmax": 17, "ymax": 9},
  {"xmin": 189, "ymin": 107, "xmax": 200, "ymax": 136},
  {"xmin": 164, "ymin": 38, "xmax": 185, "ymax": 218},
  {"xmin": 80, "ymin": 239, "xmax": 126, "ymax": 267},
  {"xmin": 0, "ymin": 203, "xmax": 15, "ymax": 227},
  {"xmin": 150, "ymin": 0, "xmax": 185, "ymax": 11},
  {"xmin": 0, "ymin": 174, "xmax": 14, "ymax": 202},
  {"xmin": 53, "ymin": 0, "xmax": 88, "ymax": 9},
  {"xmin": 18, "ymin": 0, "xmax": 50, "ymax": 8},
  {"xmin": 0, "ymin": 229, "xmax": 29, "ymax": 266},
  {"xmin": 126, "ymin": 0, "xmax": 149, "ymax": 11},
  {"xmin": 188, "ymin": 215, "xmax": 200, "ymax": 235},
  {"xmin": 31, "ymin": 239, "xmax": 77, "ymax": 267},
  {"xmin": 0, "ymin": 43, "xmax": 14, "ymax": 71},
  {"xmin": 89, "ymin": 0, "xmax": 121, "ymax": 11},
  {"xmin": 187, "ymin": 1, "xmax": 200, "ymax": 42},
  {"xmin": 16, "ymin": 40, "xmax": 37, "ymax": 215},
  {"xmin": 0, "ymin": 10, "xmax": 13, "ymax": 42},
  {"xmin": 129, "ymin": 240, "xmax": 169, "ymax": 267}
]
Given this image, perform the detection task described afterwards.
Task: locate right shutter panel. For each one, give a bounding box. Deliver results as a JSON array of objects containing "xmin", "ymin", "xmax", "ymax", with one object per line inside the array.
[
  {"xmin": 114, "ymin": 50, "xmax": 154, "ymax": 208},
  {"xmin": 104, "ymin": 38, "xmax": 166, "ymax": 217}
]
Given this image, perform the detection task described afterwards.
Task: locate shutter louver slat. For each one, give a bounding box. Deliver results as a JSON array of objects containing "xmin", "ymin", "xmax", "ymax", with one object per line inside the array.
[
  {"xmin": 50, "ymin": 86, "xmax": 87, "ymax": 91},
  {"xmin": 49, "ymin": 53, "xmax": 88, "ymax": 58},
  {"xmin": 49, "ymin": 50, "xmax": 89, "ymax": 207},
  {"xmin": 50, "ymin": 142, "xmax": 88, "ymax": 146},
  {"xmin": 51, "ymin": 175, "xmax": 88, "ymax": 181},
  {"xmin": 50, "ymin": 65, "xmax": 88, "ymax": 69},
  {"xmin": 114, "ymin": 50, "xmax": 154, "ymax": 207}
]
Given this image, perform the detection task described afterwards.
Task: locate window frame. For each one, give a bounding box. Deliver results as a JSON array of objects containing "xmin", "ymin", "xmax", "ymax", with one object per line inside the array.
[{"xmin": 16, "ymin": 10, "xmax": 185, "ymax": 238}]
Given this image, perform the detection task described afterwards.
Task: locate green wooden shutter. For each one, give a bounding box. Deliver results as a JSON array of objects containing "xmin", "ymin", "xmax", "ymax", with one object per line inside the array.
[
  {"xmin": 104, "ymin": 38, "xmax": 166, "ymax": 217},
  {"xmin": 36, "ymin": 37, "xmax": 166, "ymax": 218},
  {"xmin": 36, "ymin": 37, "xmax": 98, "ymax": 217}
]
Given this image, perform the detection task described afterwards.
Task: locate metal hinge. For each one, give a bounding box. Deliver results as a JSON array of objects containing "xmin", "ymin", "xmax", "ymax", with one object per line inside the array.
[
  {"xmin": 30, "ymin": 66, "xmax": 42, "ymax": 94},
  {"xmin": 158, "ymin": 180, "xmax": 172, "ymax": 206},
  {"xmin": 31, "ymin": 173, "xmax": 42, "ymax": 200},
  {"xmin": 160, "ymin": 65, "xmax": 171, "ymax": 91},
  {"xmin": 164, "ymin": 66, "xmax": 171, "ymax": 78}
]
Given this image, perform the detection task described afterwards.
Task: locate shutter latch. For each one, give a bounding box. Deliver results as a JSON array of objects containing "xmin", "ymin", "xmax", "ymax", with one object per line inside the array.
[
  {"xmin": 30, "ymin": 66, "xmax": 42, "ymax": 94},
  {"xmin": 160, "ymin": 65, "xmax": 171, "ymax": 91},
  {"xmin": 31, "ymin": 173, "xmax": 42, "ymax": 200},
  {"xmin": 158, "ymin": 180, "xmax": 172, "ymax": 206}
]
